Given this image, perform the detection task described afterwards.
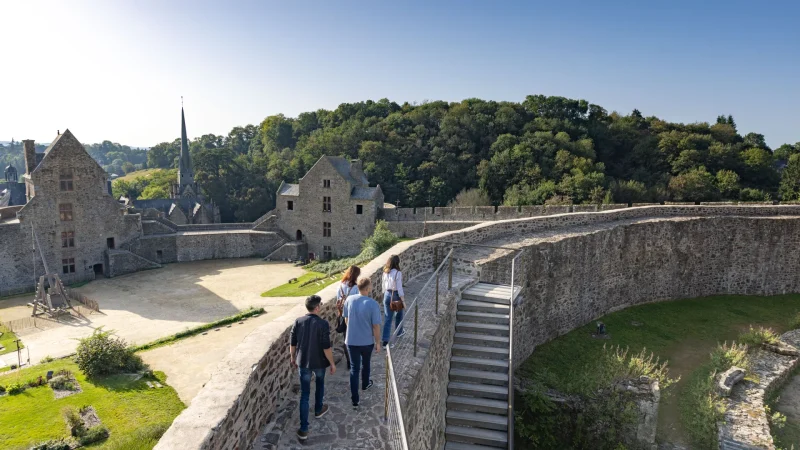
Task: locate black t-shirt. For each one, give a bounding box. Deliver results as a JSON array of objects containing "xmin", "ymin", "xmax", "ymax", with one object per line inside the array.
[{"xmin": 290, "ymin": 313, "xmax": 331, "ymax": 369}]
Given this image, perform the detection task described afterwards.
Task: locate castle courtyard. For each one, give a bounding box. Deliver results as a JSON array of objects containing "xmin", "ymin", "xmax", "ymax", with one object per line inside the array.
[{"xmin": 0, "ymin": 259, "xmax": 306, "ymax": 377}]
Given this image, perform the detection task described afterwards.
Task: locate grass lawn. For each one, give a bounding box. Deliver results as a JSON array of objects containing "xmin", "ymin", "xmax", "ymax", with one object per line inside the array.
[
  {"xmin": 520, "ymin": 294, "xmax": 800, "ymax": 446},
  {"xmin": 0, "ymin": 359, "xmax": 185, "ymax": 449},
  {"xmin": 0, "ymin": 326, "xmax": 22, "ymax": 356},
  {"xmin": 115, "ymin": 168, "xmax": 161, "ymax": 182},
  {"xmin": 261, "ymin": 271, "xmax": 339, "ymax": 297}
]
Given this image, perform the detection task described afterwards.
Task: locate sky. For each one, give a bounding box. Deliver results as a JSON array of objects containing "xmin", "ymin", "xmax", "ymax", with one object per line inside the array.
[{"xmin": 1, "ymin": 0, "xmax": 798, "ymax": 148}]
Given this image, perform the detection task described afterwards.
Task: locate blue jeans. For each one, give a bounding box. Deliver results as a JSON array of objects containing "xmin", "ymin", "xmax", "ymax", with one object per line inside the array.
[
  {"xmin": 298, "ymin": 367, "xmax": 326, "ymax": 432},
  {"xmin": 347, "ymin": 344, "xmax": 374, "ymax": 405},
  {"xmin": 382, "ymin": 291, "xmax": 404, "ymax": 343}
]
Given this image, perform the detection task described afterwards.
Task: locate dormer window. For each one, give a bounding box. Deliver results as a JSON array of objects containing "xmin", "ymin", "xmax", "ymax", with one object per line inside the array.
[
  {"xmin": 60, "ymin": 169, "xmax": 74, "ymax": 191},
  {"xmin": 323, "ymin": 179, "xmax": 331, "ymax": 188}
]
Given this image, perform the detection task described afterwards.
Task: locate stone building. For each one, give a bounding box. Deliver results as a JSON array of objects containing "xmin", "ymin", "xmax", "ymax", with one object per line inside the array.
[
  {"xmin": 274, "ymin": 156, "xmax": 383, "ymax": 259},
  {"xmin": 129, "ymin": 107, "xmax": 220, "ymax": 224},
  {"xmin": 0, "ymin": 130, "xmax": 142, "ymax": 289},
  {"xmin": 1, "ymin": 164, "xmax": 26, "ymax": 207}
]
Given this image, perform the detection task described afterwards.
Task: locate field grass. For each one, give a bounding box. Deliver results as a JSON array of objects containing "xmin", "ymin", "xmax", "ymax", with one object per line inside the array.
[
  {"xmin": 0, "ymin": 359, "xmax": 184, "ymax": 449},
  {"xmin": 115, "ymin": 168, "xmax": 161, "ymax": 182},
  {"xmin": 0, "ymin": 325, "xmax": 22, "ymax": 356},
  {"xmin": 261, "ymin": 271, "xmax": 338, "ymax": 297},
  {"xmin": 520, "ymin": 294, "xmax": 800, "ymax": 446}
]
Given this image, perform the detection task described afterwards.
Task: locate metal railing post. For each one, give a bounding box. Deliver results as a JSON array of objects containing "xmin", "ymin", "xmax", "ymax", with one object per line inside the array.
[
  {"xmin": 434, "ymin": 246, "xmax": 438, "ymax": 270},
  {"xmin": 413, "ymin": 303, "xmax": 419, "ymax": 357},
  {"xmin": 435, "ymin": 271, "xmax": 440, "ymax": 314},
  {"xmin": 448, "ymin": 253, "xmax": 453, "ymax": 289},
  {"xmin": 384, "ymin": 350, "xmax": 390, "ymax": 420}
]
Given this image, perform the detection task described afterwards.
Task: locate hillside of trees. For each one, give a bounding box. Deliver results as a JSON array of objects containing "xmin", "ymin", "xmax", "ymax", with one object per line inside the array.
[
  {"xmin": 140, "ymin": 95, "xmax": 800, "ymax": 222},
  {"xmin": 5, "ymin": 95, "xmax": 800, "ymax": 223},
  {"xmin": 0, "ymin": 140, "xmax": 147, "ymax": 178}
]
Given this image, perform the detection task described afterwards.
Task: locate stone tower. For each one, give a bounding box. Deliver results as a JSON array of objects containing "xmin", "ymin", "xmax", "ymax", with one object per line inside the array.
[{"xmin": 173, "ymin": 107, "xmax": 197, "ymax": 199}]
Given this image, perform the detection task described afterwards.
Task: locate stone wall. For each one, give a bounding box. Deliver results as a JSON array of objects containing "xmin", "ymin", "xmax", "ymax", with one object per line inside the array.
[
  {"xmin": 155, "ymin": 205, "xmax": 800, "ymax": 450},
  {"xmin": 387, "ymin": 220, "xmax": 482, "ymax": 238},
  {"xmin": 174, "ymin": 231, "xmax": 282, "ymax": 261},
  {"xmin": 107, "ymin": 249, "xmax": 161, "ymax": 277},
  {"xmin": 383, "ymin": 204, "xmax": 629, "ymax": 222}
]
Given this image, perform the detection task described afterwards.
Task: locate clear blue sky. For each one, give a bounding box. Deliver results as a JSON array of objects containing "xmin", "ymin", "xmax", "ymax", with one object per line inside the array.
[{"xmin": 1, "ymin": 0, "xmax": 798, "ymax": 148}]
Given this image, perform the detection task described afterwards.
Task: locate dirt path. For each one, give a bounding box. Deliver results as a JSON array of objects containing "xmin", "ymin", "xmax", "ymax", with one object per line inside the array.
[
  {"xmin": 140, "ymin": 298, "xmax": 302, "ymax": 405},
  {"xmin": 0, "ymin": 259, "xmax": 306, "ymax": 367}
]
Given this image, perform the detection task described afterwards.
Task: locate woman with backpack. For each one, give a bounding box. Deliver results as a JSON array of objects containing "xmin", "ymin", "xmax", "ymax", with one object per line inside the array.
[
  {"xmin": 336, "ymin": 265, "xmax": 360, "ymax": 370},
  {"xmin": 381, "ymin": 255, "xmax": 406, "ymax": 347}
]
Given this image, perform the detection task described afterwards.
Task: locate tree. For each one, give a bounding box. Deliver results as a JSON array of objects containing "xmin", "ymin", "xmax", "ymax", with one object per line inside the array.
[
  {"xmin": 779, "ymin": 154, "xmax": 800, "ymax": 201},
  {"xmin": 715, "ymin": 169, "xmax": 740, "ymax": 199},
  {"xmin": 668, "ymin": 167, "xmax": 718, "ymax": 202},
  {"xmin": 448, "ymin": 188, "xmax": 492, "ymax": 207}
]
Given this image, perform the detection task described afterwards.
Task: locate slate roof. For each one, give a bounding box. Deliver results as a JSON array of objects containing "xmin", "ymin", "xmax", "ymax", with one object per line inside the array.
[
  {"xmin": 351, "ymin": 186, "xmax": 380, "ymax": 200},
  {"xmin": 325, "ymin": 156, "xmax": 368, "ymax": 186},
  {"xmin": 278, "ymin": 182, "xmax": 300, "ymax": 196}
]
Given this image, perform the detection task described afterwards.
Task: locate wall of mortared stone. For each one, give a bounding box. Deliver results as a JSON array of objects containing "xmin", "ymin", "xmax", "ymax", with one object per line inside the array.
[
  {"xmin": 174, "ymin": 231, "xmax": 282, "ymax": 261},
  {"xmin": 128, "ymin": 235, "xmax": 178, "ymax": 264},
  {"xmin": 387, "ymin": 220, "xmax": 483, "ymax": 238},
  {"xmin": 154, "ymin": 205, "xmax": 800, "ymax": 450},
  {"xmin": 107, "ymin": 249, "xmax": 161, "ymax": 277},
  {"xmin": 383, "ymin": 204, "xmax": 630, "ymax": 223},
  {"xmin": 478, "ymin": 216, "xmax": 800, "ymax": 367}
]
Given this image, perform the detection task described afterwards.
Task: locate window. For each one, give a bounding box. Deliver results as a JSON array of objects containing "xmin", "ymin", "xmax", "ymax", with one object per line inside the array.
[
  {"xmin": 323, "ymin": 246, "xmax": 332, "ymax": 260},
  {"xmin": 62, "ymin": 258, "xmax": 75, "ymax": 274},
  {"xmin": 106, "ymin": 237, "xmax": 115, "ymax": 250},
  {"xmin": 356, "ymin": 205, "xmax": 363, "ymax": 215},
  {"xmin": 323, "ymin": 179, "xmax": 331, "ymax": 188},
  {"xmin": 156, "ymin": 250, "xmax": 163, "ymax": 261},
  {"xmin": 59, "ymin": 169, "xmax": 74, "ymax": 191},
  {"xmin": 323, "ymin": 196, "xmax": 331, "ymax": 212},
  {"xmin": 59, "ymin": 203, "xmax": 73, "ymax": 221},
  {"xmin": 61, "ymin": 231, "xmax": 75, "ymax": 248},
  {"xmin": 323, "ymin": 222, "xmax": 331, "ymax": 237},
  {"xmin": 287, "ymin": 200, "xmax": 294, "ymax": 211}
]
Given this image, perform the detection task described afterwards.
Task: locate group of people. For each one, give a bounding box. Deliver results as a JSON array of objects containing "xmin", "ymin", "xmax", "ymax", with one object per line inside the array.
[{"xmin": 289, "ymin": 255, "xmax": 407, "ymax": 441}]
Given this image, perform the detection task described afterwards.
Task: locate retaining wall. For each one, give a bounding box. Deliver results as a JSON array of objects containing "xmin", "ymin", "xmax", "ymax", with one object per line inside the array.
[{"xmin": 155, "ymin": 205, "xmax": 800, "ymax": 450}]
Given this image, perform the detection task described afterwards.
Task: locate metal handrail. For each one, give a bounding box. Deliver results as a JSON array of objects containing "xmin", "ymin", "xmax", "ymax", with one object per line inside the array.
[
  {"xmin": 508, "ymin": 250, "xmax": 523, "ymax": 450},
  {"xmin": 386, "ymin": 346, "xmax": 410, "ymax": 450}
]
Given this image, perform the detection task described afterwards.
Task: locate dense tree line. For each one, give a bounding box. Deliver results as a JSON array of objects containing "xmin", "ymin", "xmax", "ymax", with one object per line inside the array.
[
  {"xmin": 140, "ymin": 96, "xmax": 799, "ymax": 221},
  {"xmin": 0, "ymin": 139, "xmax": 147, "ymax": 178}
]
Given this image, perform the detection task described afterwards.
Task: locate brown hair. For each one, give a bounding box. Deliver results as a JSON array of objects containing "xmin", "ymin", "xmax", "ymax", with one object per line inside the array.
[
  {"xmin": 341, "ymin": 265, "xmax": 360, "ymax": 286},
  {"xmin": 383, "ymin": 254, "xmax": 401, "ymax": 273},
  {"xmin": 357, "ymin": 276, "xmax": 371, "ymax": 291}
]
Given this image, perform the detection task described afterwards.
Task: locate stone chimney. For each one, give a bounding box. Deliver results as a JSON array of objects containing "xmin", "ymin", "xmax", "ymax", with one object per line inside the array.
[
  {"xmin": 23, "ymin": 140, "xmax": 37, "ymax": 174},
  {"xmin": 350, "ymin": 159, "xmax": 366, "ymax": 186}
]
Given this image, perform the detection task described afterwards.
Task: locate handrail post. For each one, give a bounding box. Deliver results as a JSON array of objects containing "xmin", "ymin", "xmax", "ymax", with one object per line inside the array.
[
  {"xmin": 435, "ymin": 271, "xmax": 440, "ymax": 314},
  {"xmin": 384, "ymin": 350, "xmax": 390, "ymax": 420},
  {"xmin": 448, "ymin": 252, "xmax": 453, "ymax": 289},
  {"xmin": 434, "ymin": 246, "xmax": 438, "ymax": 270},
  {"xmin": 413, "ymin": 302, "xmax": 419, "ymax": 357}
]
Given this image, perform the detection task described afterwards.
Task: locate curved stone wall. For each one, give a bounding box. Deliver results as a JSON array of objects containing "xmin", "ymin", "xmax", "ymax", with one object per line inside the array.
[{"xmin": 155, "ymin": 205, "xmax": 800, "ymax": 450}]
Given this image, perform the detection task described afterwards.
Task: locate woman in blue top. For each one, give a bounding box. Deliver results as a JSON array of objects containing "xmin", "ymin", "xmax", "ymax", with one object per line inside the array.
[
  {"xmin": 381, "ymin": 255, "xmax": 405, "ymax": 347},
  {"xmin": 337, "ymin": 265, "xmax": 360, "ymax": 369}
]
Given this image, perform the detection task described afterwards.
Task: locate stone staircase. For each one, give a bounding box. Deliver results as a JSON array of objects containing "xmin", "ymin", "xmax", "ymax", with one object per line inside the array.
[{"xmin": 445, "ymin": 282, "xmax": 518, "ymax": 449}]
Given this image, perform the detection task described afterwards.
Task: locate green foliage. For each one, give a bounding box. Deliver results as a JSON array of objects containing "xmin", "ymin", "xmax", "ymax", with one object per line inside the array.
[
  {"xmin": 101, "ymin": 423, "xmax": 169, "ymax": 450},
  {"xmin": 780, "ymin": 153, "xmax": 800, "ymax": 201},
  {"xmin": 789, "ymin": 312, "xmax": 800, "ymax": 330},
  {"xmin": 49, "ymin": 372, "xmax": 77, "ymax": 391},
  {"xmin": 8, "ymin": 382, "xmax": 25, "ymax": 395},
  {"xmin": 0, "ymin": 323, "xmax": 21, "ymax": 356},
  {"xmin": 740, "ymin": 187, "xmax": 771, "ymax": 202},
  {"xmin": 680, "ymin": 367, "xmax": 725, "ymax": 449},
  {"xmin": 260, "ymin": 271, "xmax": 337, "ymax": 297},
  {"xmin": 28, "ymin": 439, "xmax": 71, "ymax": 450},
  {"xmin": 40, "ymin": 356, "xmax": 54, "ymax": 363},
  {"xmin": 447, "ymin": 188, "xmax": 492, "ymax": 207},
  {"xmin": 78, "ymin": 425, "xmax": 109, "ymax": 445},
  {"xmin": 26, "ymin": 376, "xmax": 46, "ymax": 388},
  {"xmin": 709, "ymin": 341, "xmax": 749, "ymax": 372},
  {"xmin": 309, "ymin": 220, "xmax": 399, "ymax": 275},
  {"xmin": 112, "ymin": 169, "xmax": 176, "ymax": 200},
  {"xmin": 74, "ymin": 328, "xmax": 145, "ymax": 378},
  {"xmin": 61, "ymin": 406, "xmax": 84, "ymax": 437},
  {"xmin": 668, "ymin": 166, "xmax": 718, "ymax": 202},
  {"xmin": 738, "ymin": 326, "xmax": 780, "ymax": 347},
  {"xmin": 132, "ymin": 308, "xmax": 264, "ymax": 351}
]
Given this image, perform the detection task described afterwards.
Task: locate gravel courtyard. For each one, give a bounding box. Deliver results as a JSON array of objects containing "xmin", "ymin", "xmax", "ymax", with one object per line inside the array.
[{"xmin": 0, "ymin": 259, "xmax": 306, "ymax": 368}]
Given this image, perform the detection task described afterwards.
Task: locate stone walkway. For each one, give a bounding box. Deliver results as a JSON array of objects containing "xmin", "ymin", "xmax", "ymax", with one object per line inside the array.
[{"xmin": 257, "ymin": 273, "xmax": 475, "ymax": 450}]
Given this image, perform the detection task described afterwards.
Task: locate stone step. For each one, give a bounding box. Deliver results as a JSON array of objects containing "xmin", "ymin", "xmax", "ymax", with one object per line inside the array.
[
  {"xmin": 454, "ymin": 332, "xmax": 509, "ymax": 348},
  {"xmin": 462, "ymin": 291, "xmax": 511, "ymax": 305},
  {"xmin": 450, "ymin": 356, "xmax": 509, "ymax": 373},
  {"xmin": 456, "ymin": 321, "xmax": 509, "ymax": 337},
  {"xmin": 456, "ymin": 311, "xmax": 510, "ymax": 325},
  {"xmin": 445, "ymin": 425, "xmax": 508, "ymax": 448},
  {"xmin": 452, "ymin": 344, "xmax": 509, "ymax": 360},
  {"xmin": 448, "ymin": 381, "xmax": 508, "ymax": 400},
  {"xmin": 457, "ymin": 300, "xmax": 509, "ymax": 314},
  {"xmin": 449, "ymin": 368, "xmax": 509, "ymax": 386},
  {"xmin": 447, "ymin": 410, "xmax": 508, "ymax": 431},
  {"xmin": 447, "ymin": 395, "xmax": 509, "ymax": 415},
  {"xmin": 464, "ymin": 283, "xmax": 512, "ymax": 294},
  {"xmin": 445, "ymin": 442, "xmax": 503, "ymax": 450}
]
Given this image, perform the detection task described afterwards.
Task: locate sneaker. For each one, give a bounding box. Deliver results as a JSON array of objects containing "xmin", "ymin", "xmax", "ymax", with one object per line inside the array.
[
  {"xmin": 297, "ymin": 429, "xmax": 308, "ymax": 441},
  {"xmin": 352, "ymin": 402, "xmax": 359, "ymax": 409},
  {"xmin": 314, "ymin": 404, "xmax": 329, "ymax": 419},
  {"xmin": 381, "ymin": 341, "xmax": 388, "ymax": 348},
  {"xmin": 363, "ymin": 380, "xmax": 374, "ymax": 391},
  {"xmin": 396, "ymin": 329, "xmax": 406, "ymax": 338}
]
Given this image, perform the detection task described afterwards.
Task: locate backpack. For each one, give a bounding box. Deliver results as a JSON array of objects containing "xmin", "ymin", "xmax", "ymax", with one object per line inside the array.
[{"xmin": 335, "ymin": 284, "xmax": 348, "ymax": 334}]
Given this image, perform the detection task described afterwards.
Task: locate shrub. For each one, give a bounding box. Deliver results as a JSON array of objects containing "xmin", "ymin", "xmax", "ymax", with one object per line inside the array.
[
  {"xmin": 710, "ymin": 341, "xmax": 749, "ymax": 372},
  {"xmin": 75, "ymin": 328, "xmax": 145, "ymax": 377},
  {"xmin": 447, "ymin": 188, "xmax": 492, "ymax": 207},
  {"xmin": 78, "ymin": 425, "xmax": 110, "ymax": 445},
  {"xmin": 40, "ymin": 355, "xmax": 55, "ymax": 363},
  {"xmin": 0, "ymin": 385, "xmax": 5, "ymax": 394},
  {"xmin": 28, "ymin": 439, "xmax": 72, "ymax": 450},
  {"xmin": 62, "ymin": 406, "xmax": 85, "ymax": 437},
  {"xmin": 27, "ymin": 375, "xmax": 46, "ymax": 388},
  {"xmin": 738, "ymin": 326, "xmax": 780, "ymax": 347},
  {"xmin": 49, "ymin": 375, "xmax": 76, "ymax": 391},
  {"xmin": 309, "ymin": 221, "xmax": 399, "ymax": 275},
  {"xmin": 8, "ymin": 382, "xmax": 25, "ymax": 395}
]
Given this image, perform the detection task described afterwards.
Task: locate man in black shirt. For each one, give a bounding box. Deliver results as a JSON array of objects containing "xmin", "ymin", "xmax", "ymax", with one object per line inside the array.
[{"xmin": 290, "ymin": 295, "xmax": 336, "ymax": 441}]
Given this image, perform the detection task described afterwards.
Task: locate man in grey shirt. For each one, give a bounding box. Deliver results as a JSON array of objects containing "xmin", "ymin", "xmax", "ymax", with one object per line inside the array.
[{"xmin": 343, "ymin": 276, "xmax": 382, "ymax": 408}]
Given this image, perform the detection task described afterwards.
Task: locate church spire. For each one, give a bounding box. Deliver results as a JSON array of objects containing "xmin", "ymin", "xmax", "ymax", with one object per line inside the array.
[{"xmin": 178, "ymin": 103, "xmax": 194, "ymax": 188}]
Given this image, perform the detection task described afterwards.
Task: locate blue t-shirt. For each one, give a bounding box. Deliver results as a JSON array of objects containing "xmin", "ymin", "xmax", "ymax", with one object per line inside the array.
[{"xmin": 343, "ymin": 294, "xmax": 381, "ymax": 346}]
